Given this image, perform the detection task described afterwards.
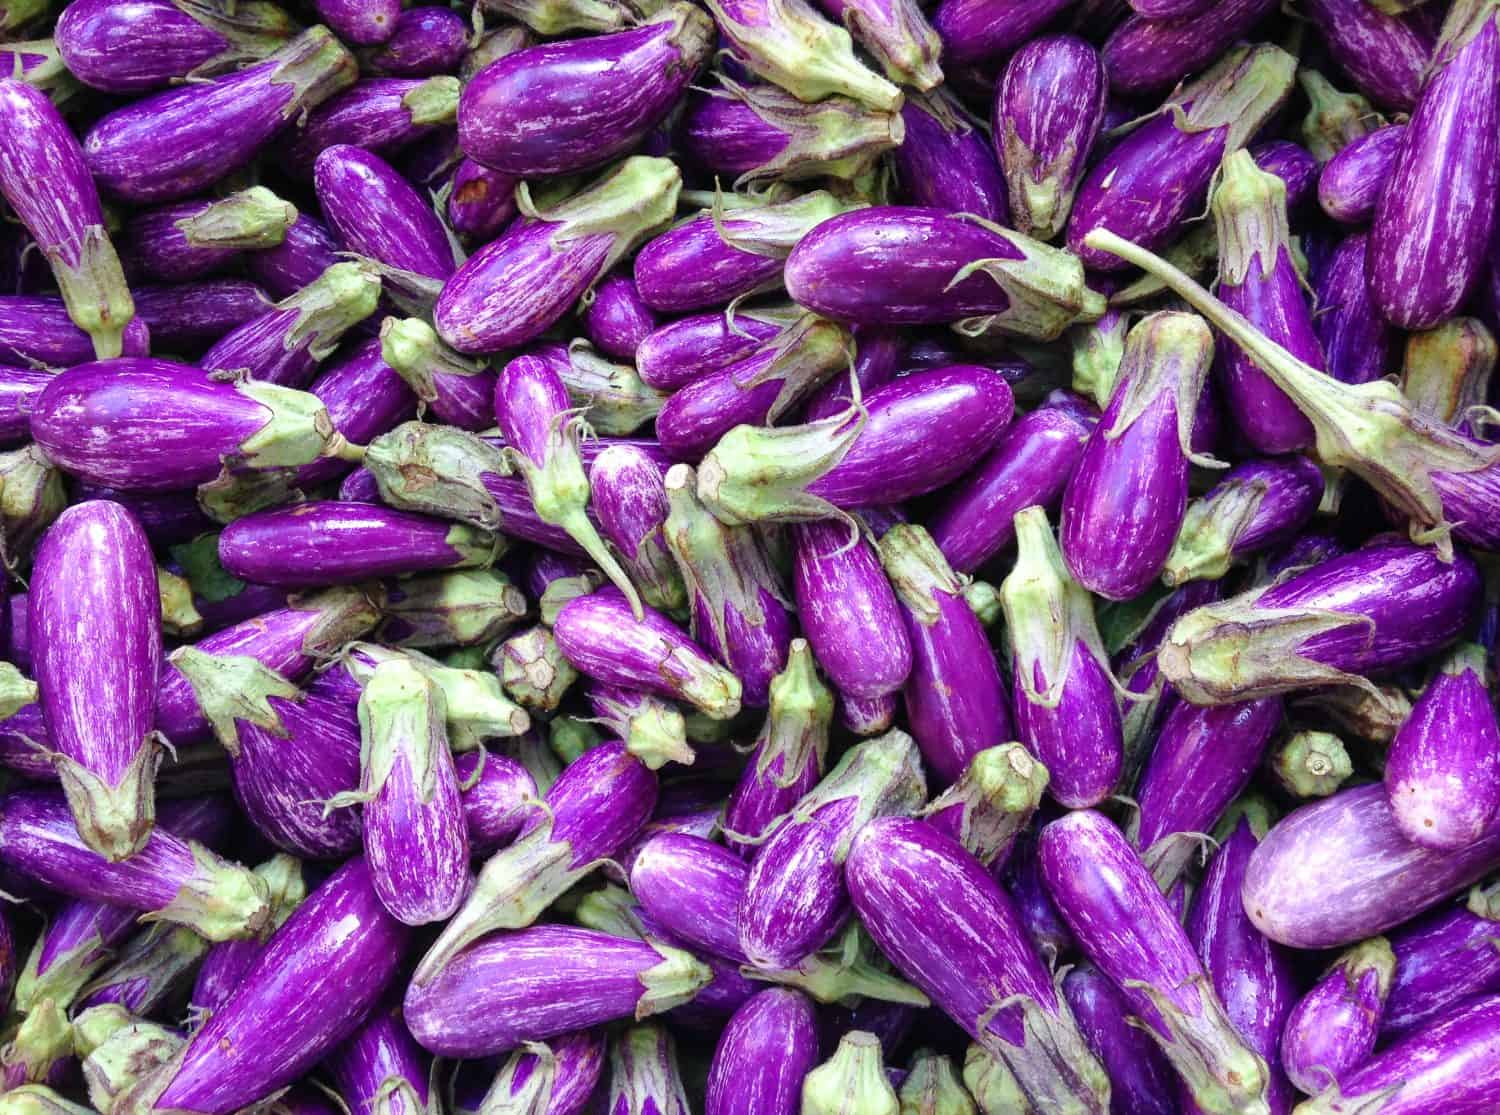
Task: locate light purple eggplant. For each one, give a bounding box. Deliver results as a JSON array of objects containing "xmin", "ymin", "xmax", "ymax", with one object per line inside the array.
[
  {"xmin": 1099, "ymin": 0, "xmax": 1278, "ymax": 96},
  {"xmin": 414, "ymin": 740, "xmax": 655, "ymax": 981},
  {"xmin": 875, "ymin": 524, "xmax": 1010, "ymax": 787},
  {"xmin": 894, "ymin": 91, "xmax": 1007, "ymax": 224},
  {"xmin": 814, "ymin": 0, "xmax": 940, "ymax": 90},
  {"xmin": 436, "ymin": 157, "xmax": 679, "ymax": 355},
  {"xmin": 994, "ymin": 33, "xmax": 1106, "ymax": 241},
  {"xmin": 1132, "ymin": 696, "xmax": 1281, "ymax": 890},
  {"xmin": 1385, "ymin": 642, "xmax": 1500, "ymax": 850},
  {"xmin": 1164, "ymin": 457, "xmax": 1324, "ymax": 585},
  {"xmin": 132, "ymin": 279, "xmax": 273, "ymax": 351},
  {"xmin": 588, "ymin": 444, "xmax": 685, "ymax": 617},
  {"xmin": 217, "ymin": 502, "xmax": 496, "ymax": 588},
  {"xmin": 363, "ymin": 7, "xmax": 468, "ymax": 76},
  {"xmin": 919, "ymin": 743, "xmax": 1046, "ymax": 868},
  {"xmin": 1068, "ymin": 45, "xmax": 1295, "ymax": 271},
  {"xmin": 54, "ymin": 0, "xmax": 294, "ymax": 93},
  {"xmin": 327, "ymin": 1002, "xmax": 432, "ymax": 1115},
  {"xmin": 281, "ymin": 75, "xmax": 459, "ymax": 175},
  {"xmin": 1000, "ymin": 508, "xmax": 1121, "ymax": 810},
  {"xmin": 458, "ymin": 4, "xmax": 711, "ymax": 177},
  {"xmin": 315, "ymin": 145, "xmax": 457, "ymax": 312},
  {"xmin": 1187, "ymin": 818, "xmax": 1298, "ymax": 1115},
  {"xmin": 1039, "ymin": 809, "xmax": 1270, "ymax": 1115},
  {"xmin": 722, "ymin": 640, "xmax": 831, "ymax": 856},
  {"xmin": 445, "ymin": 158, "xmax": 518, "ymax": 245},
  {"xmin": 583, "ymin": 274, "xmax": 657, "ymax": 362},
  {"xmin": 29, "ymin": 502, "xmax": 162, "ymax": 860},
  {"xmin": 1062, "ymin": 963, "xmax": 1178, "ymax": 1115},
  {"xmin": 82, "ymin": 28, "xmax": 357, "ymax": 204},
  {"xmin": 1280, "ymin": 938, "xmax": 1395, "ymax": 1096},
  {"xmin": 379, "ymin": 318, "xmax": 496, "ymax": 432},
  {"xmin": 405, "ymin": 925, "xmax": 711, "ymax": 1057},
  {"xmin": 1304, "ymin": 0, "xmax": 1434, "ymax": 111},
  {"xmin": 1368, "ymin": 11, "xmax": 1500, "ymax": 329},
  {"xmin": 739, "ymin": 730, "xmax": 926, "ymax": 969},
  {"xmin": 0, "ymin": 295, "xmax": 148, "ymax": 367},
  {"xmin": 1383, "ymin": 885, "xmax": 1500, "ymax": 1040},
  {"xmin": 133, "ymin": 857, "xmax": 411, "ymax": 1115},
  {"xmin": 1292, "ymin": 994, "xmax": 1500, "ymax": 1115},
  {"xmin": 929, "ymin": 0, "xmax": 1071, "ymax": 72},
  {"xmin": 0, "ymin": 787, "xmax": 270, "ymax": 941},
  {"xmin": 472, "ymin": 1029, "xmax": 604, "ymax": 1115},
  {"xmin": 189, "ymin": 855, "xmax": 307, "ymax": 1018},
  {"xmin": 706, "ymin": 989, "xmax": 819, "ymax": 1115},
  {"xmin": 785, "ymin": 205, "xmax": 1103, "ymax": 337},
  {"xmin": 636, "ymin": 192, "xmax": 845, "ymax": 315},
  {"xmin": 1243, "ymin": 783, "xmax": 1500, "ymax": 949},
  {"xmin": 698, "ymin": 366, "xmax": 1016, "ymax": 525},
  {"xmin": 1158, "ymin": 540, "xmax": 1480, "ymax": 706},
  {"xmin": 126, "ymin": 188, "xmax": 297, "ymax": 284},
  {"xmin": 316, "ymin": 0, "xmax": 399, "ymax": 45},
  {"xmin": 0, "ymin": 79, "xmax": 134, "ymax": 359},
  {"xmin": 676, "ymin": 79, "xmax": 903, "ymax": 186},
  {"xmin": 1318, "ymin": 124, "xmax": 1406, "ymax": 224},
  {"xmin": 247, "ymin": 214, "xmax": 343, "ymax": 302},
  {"xmin": 847, "ymin": 817, "xmax": 1111, "ymax": 1114},
  {"xmin": 1059, "ymin": 312, "xmax": 1215, "ymax": 600},
  {"xmin": 1210, "ymin": 150, "xmax": 1322, "ymax": 454}
]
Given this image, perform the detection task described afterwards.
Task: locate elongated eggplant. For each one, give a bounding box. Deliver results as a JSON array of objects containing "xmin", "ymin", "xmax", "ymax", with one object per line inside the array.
[
  {"xmin": 1304, "ymin": 0, "xmax": 1433, "ymax": 111},
  {"xmin": 472, "ymin": 1029, "xmax": 603, "ymax": 1115},
  {"xmin": 706, "ymin": 989, "xmax": 819, "ymax": 1115},
  {"xmin": 1038, "ymin": 809, "xmax": 1269, "ymax": 1115},
  {"xmin": 446, "ymin": 158, "xmax": 517, "ymax": 245},
  {"xmin": 1280, "ymin": 938, "xmax": 1395, "ymax": 1096},
  {"xmin": 894, "ymin": 92, "xmax": 1006, "ymax": 224},
  {"xmin": 930, "ymin": 0, "xmax": 1071, "ymax": 72},
  {"xmin": 379, "ymin": 319, "xmax": 496, "ymax": 432},
  {"xmin": 247, "ymin": 214, "xmax": 342, "ymax": 301},
  {"xmin": 1101, "ymin": 0, "xmax": 1276, "ymax": 96},
  {"xmin": 1318, "ymin": 125, "xmax": 1405, "ymax": 224},
  {"xmin": 1164, "ymin": 457, "xmax": 1324, "ymax": 586},
  {"xmin": 190, "ymin": 855, "xmax": 306, "ymax": 1017},
  {"xmin": 636, "ymin": 309, "xmax": 788, "ymax": 392},
  {"xmin": 1384, "ymin": 885, "xmax": 1500, "ymax": 1039},
  {"xmin": 363, "ymin": 7, "xmax": 468, "ymax": 76},
  {"xmin": 131, "ymin": 280, "xmax": 273, "ymax": 352},
  {"xmin": 282, "ymin": 76, "xmax": 459, "ymax": 174},
  {"xmin": 920, "ymin": 743, "xmax": 1046, "ymax": 868},
  {"xmin": 0, "ymin": 296, "xmax": 148, "ymax": 367},
  {"xmin": 76, "ymin": 922, "xmax": 209, "ymax": 1015},
  {"xmin": 801, "ymin": 1032, "xmax": 896, "ymax": 1115},
  {"xmin": 127, "ymin": 188, "xmax": 297, "ymax": 284},
  {"xmin": 1062, "ymin": 963, "xmax": 1177, "ymax": 1115},
  {"xmin": 589, "ymin": 444, "xmax": 686, "ymax": 616},
  {"xmin": 326, "ymin": 1003, "xmax": 432, "ymax": 1115}
]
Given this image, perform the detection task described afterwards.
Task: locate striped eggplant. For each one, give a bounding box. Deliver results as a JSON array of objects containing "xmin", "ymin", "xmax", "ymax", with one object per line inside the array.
[
  {"xmin": 894, "ymin": 92, "xmax": 1007, "ymax": 224},
  {"xmin": 706, "ymin": 989, "xmax": 819, "ymax": 1115},
  {"xmin": 1279, "ymin": 938, "xmax": 1395, "ymax": 1096},
  {"xmin": 126, "ymin": 188, "xmax": 297, "ymax": 284}
]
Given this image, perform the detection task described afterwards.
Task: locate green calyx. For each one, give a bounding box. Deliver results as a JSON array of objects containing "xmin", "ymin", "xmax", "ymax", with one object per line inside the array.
[
  {"xmin": 48, "ymin": 224, "xmax": 134, "ymax": 361},
  {"xmin": 636, "ymin": 938, "xmax": 715, "ymax": 1020},
  {"xmin": 948, "ymin": 218, "xmax": 1107, "ymax": 343},
  {"xmin": 4, "ymin": 39, "xmax": 82, "ymax": 107},
  {"xmin": 1070, "ymin": 308, "xmax": 1129, "ymax": 410},
  {"xmin": 266, "ymin": 26, "xmax": 358, "ymax": 121},
  {"xmin": 575, "ymin": 883, "xmax": 644, "ymax": 939},
  {"xmin": 0, "ymin": 0, "xmax": 51, "ymax": 34},
  {"xmin": 1272, "ymin": 730, "xmax": 1353, "ymax": 799},
  {"xmin": 1401, "ymin": 316, "xmax": 1497, "ymax": 427},
  {"xmin": 735, "ymin": 314, "xmax": 852, "ymax": 422},
  {"xmin": 0, "ymin": 662, "xmax": 37, "ymax": 720},
  {"xmin": 1162, "ymin": 472, "xmax": 1273, "ymax": 586},
  {"xmin": 1122, "ymin": 977, "xmax": 1270, "ymax": 1115},
  {"xmin": 400, "ymin": 75, "xmax": 460, "ymax": 126},
  {"xmin": 79, "ymin": 1014, "xmax": 184, "ymax": 1115},
  {"xmin": 479, "ymin": 0, "xmax": 631, "ymax": 34},
  {"xmin": 422, "ymin": 664, "xmax": 530, "ymax": 749},
  {"xmin": 1164, "ymin": 43, "xmax": 1297, "ymax": 154},
  {"xmin": 498, "ymin": 626, "xmax": 579, "ymax": 712},
  {"xmin": 71, "ymin": 1005, "xmax": 132, "ymax": 1064},
  {"xmin": 254, "ymin": 853, "xmax": 308, "ymax": 930},
  {"xmin": 975, "ymin": 994, "xmax": 1111, "ymax": 1115},
  {"xmin": 380, "ymin": 318, "xmax": 489, "ymax": 405},
  {"xmin": 150, "ymin": 842, "xmax": 272, "ymax": 942},
  {"xmin": 840, "ymin": 0, "xmax": 941, "ymax": 91},
  {"xmin": 1211, "ymin": 793, "xmax": 1279, "ymax": 844},
  {"xmin": 442, "ymin": 522, "xmax": 503, "ymax": 571},
  {"xmin": 176, "ymin": 187, "xmax": 296, "ymax": 251},
  {"xmin": 549, "ymin": 715, "xmax": 604, "ymax": 764},
  {"xmin": 167, "ymin": 647, "xmax": 302, "ymax": 758},
  {"xmin": 156, "ymin": 566, "xmax": 202, "ymax": 638},
  {"xmin": 607, "ymin": 1025, "xmax": 691, "ymax": 1115},
  {"xmin": 53, "ymin": 735, "xmax": 159, "ymax": 862},
  {"xmin": 0, "ymin": 444, "xmax": 67, "ymax": 555},
  {"xmin": 962, "ymin": 1045, "xmax": 1030, "ymax": 1115},
  {"xmin": 380, "ymin": 568, "xmax": 528, "ymax": 647},
  {"xmin": 1430, "ymin": 0, "xmax": 1500, "ymax": 71},
  {"xmin": 366, "ymin": 421, "xmax": 511, "ymax": 533},
  {"xmin": 920, "ymin": 744, "xmax": 1048, "ymax": 867},
  {"xmin": 783, "ymin": 730, "xmax": 926, "ymax": 859},
  {"xmin": 228, "ymin": 379, "xmax": 344, "ymax": 473},
  {"xmin": 590, "ymin": 688, "xmax": 692, "ymax": 770},
  {"xmin": 1, "ymin": 998, "xmax": 71, "ymax": 1087},
  {"xmin": 712, "ymin": 189, "xmax": 852, "ymax": 260},
  {"xmin": 1333, "ymin": 937, "xmax": 1397, "ymax": 1002},
  {"xmin": 1442, "ymin": 641, "xmax": 1491, "ymax": 684},
  {"xmin": 753, "ymin": 638, "xmax": 834, "ymax": 787},
  {"xmin": 271, "ymin": 261, "xmax": 382, "ymax": 363},
  {"xmin": 1102, "ymin": 312, "xmax": 1220, "ymax": 468},
  {"xmin": 174, "ymin": 0, "xmax": 297, "ymax": 65},
  {"xmin": 539, "ymin": 571, "xmax": 604, "ymax": 627},
  {"xmin": 1212, "ymin": 150, "xmax": 1291, "ymax": 287},
  {"xmin": 76, "ymin": 924, "xmax": 210, "ymax": 1017},
  {"xmin": 878, "ymin": 523, "xmax": 965, "ymax": 626},
  {"xmin": 964, "ymin": 580, "xmax": 1002, "ymax": 626},
  {"xmin": 348, "ymin": 658, "xmax": 451, "ymax": 807},
  {"xmin": 517, "ymin": 156, "xmax": 681, "ymax": 278},
  {"xmin": 557, "ymin": 340, "xmax": 666, "ymax": 437},
  {"xmin": 479, "ymin": 1041, "xmax": 565, "ymax": 1115},
  {"xmin": 801, "ymin": 1031, "xmax": 899, "ymax": 1115},
  {"xmin": 1107, "ymin": 222, "xmax": 1218, "ymax": 308},
  {"xmin": 16, "ymin": 923, "xmax": 109, "ymax": 1016},
  {"xmin": 0, "ymin": 1087, "xmax": 94, "ymax": 1115},
  {"xmin": 899, "ymin": 1050, "xmax": 977, "ymax": 1115},
  {"xmin": 1297, "ymin": 70, "xmax": 1377, "ymax": 162},
  {"xmin": 756, "ymin": 934, "xmax": 930, "ymax": 1007}
]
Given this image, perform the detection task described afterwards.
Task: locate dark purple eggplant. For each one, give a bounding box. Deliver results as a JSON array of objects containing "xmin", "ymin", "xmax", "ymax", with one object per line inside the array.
[
  {"xmin": 131, "ymin": 280, "xmax": 273, "ymax": 352},
  {"xmin": 1384, "ymin": 884, "xmax": 1500, "ymax": 1040},
  {"xmin": 1304, "ymin": 0, "xmax": 1434, "ymax": 111},
  {"xmin": 894, "ymin": 92, "xmax": 1007, "ymax": 225},
  {"xmin": 126, "ymin": 188, "xmax": 297, "ymax": 284},
  {"xmin": 282, "ymin": 75, "xmax": 459, "ymax": 175},
  {"xmin": 362, "ymin": 7, "xmax": 468, "ymax": 76},
  {"xmin": 930, "ymin": 0, "xmax": 1070, "ymax": 73},
  {"xmin": 1100, "ymin": 0, "xmax": 1278, "ymax": 96}
]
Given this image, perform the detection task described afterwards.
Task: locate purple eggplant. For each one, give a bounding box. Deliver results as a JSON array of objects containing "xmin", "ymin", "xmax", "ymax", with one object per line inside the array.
[
  {"xmin": 580, "ymin": 274, "xmax": 656, "ymax": 362},
  {"xmin": 445, "ymin": 157, "xmax": 518, "ymax": 246},
  {"xmin": 588, "ymin": 444, "xmax": 686, "ymax": 617},
  {"xmin": 636, "ymin": 309, "xmax": 788, "ymax": 392},
  {"xmin": 1319, "ymin": 125, "xmax": 1405, "ymax": 227},
  {"xmin": 282, "ymin": 76, "xmax": 459, "ymax": 175},
  {"xmin": 1000, "ymin": 508, "xmax": 1121, "ymax": 809},
  {"xmin": 919, "ymin": 743, "xmax": 1046, "ymax": 868},
  {"xmin": 676, "ymin": 79, "xmax": 903, "ymax": 186},
  {"xmin": 1401, "ymin": 316, "xmax": 1496, "ymax": 433},
  {"xmin": 459, "ymin": 4, "xmax": 710, "ymax": 177},
  {"xmin": 1280, "ymin": 938, "xmax": 1395, "ymax": 1096},
  {"xmin": 1068, "ymin": 44, "xmax": 1295, "ymax": 271},
  {"xmin": 1187, "ymin": 818, "xmax": 1298, "ymax": 1115},
  {"xmin": 1243, "ymin": 783, "xmax": 1500, "ymax": 948},
  {"xmin": 1100, "ymin": 0, "xmax": 1278, "ymax": 96},
  {"xmin": 0, "ymin": 79, "xmax": 134, "ymax": 358},
  {"xmin": 847, "ymin": 817, "xmax": 1110, "ymax": 1113},
  {"xmin": 1384, "ymin": 885, "xmax": 1500, "ymax": 1040},
  {"xmin": 706, "ymin": 989, "xmax": 819, "ymax": 1115},
  {"xmin": 76, "ymin": 921, "xmax": 209, "ymax": 1015},
  {"xmin": 929, "ymin": 0, "xmax": 1070, "ymax": 72},
  {"xmin": 315, "ymin": 0, "xmax": 398, "ymax": 45},
  {"xmin": 1039, "ymin": 809, "xmax": 1269, "ymax": 1115},
  {"xmin": 1384, "ymin": 642, "xmax": 1500, "ymax": 849},
  {"xmin": 54, "ymin": 0, "xmax": 294, "ymax": 93},
  {"xmin": 83, "ymin": 28, "xmax": 356, "ymax": 204},
  {"xmin": 1368, "ymin": 10, "xmax": 1500, "ymax": 329},
  {"xmin": 132, "ymin": 280, "xmax": 273, "ymax": 351},
  {"xmin": 1059, "ymin": 312, "xmax": 1215, "ymax": 600},
  {"xmin": 362, "ymin": 7, "xmax": 468, "ymax": 76},
  {"xmin": 405, "ymin": 925, "xmax": 711, "ymax": 1057},
  {"xmin": 698, "ymin": 366, "xmax": 1015, "ymax": 525},
  {"xmin": 1304, "ymin": 0, "xmax": 1433, "ymax": 111},
  {"xmin": 127, "ymin": 188, "xmax": 297, "ymax": 284},
  {"xmin": 436, "ymin": 156, "xmax": 679, "ymax": 354},
  {"xmin": 131, "ymin": 857, "xmax": 411, "ymax": 1115},
  {"xmin": 604, "ymin": 1025, "xmax": 692, "ymax": 1115},
  {"xmin": 1062, "ymin": 963, "xmax": 1178, "ymax": 1115},
  {"xmin": 994, "ymin": 34, "xmax": 1106, "ymax": 241},
  {"xmin": 327, "ymin": 1002, "xmax": 432, "ymax": 1115},
  {"xmin": 527, "ymin": 340, "xmax": 665, "ymax": 437},
  {"xmin": 0, "ymin": 366, "xmax": 55, "ymax": 446},
  {"xmin": 472, "ymin": 1029, "xmax": 604, "ymax": 1115},
  {"xmin": 190, "ymin": 854, "xmax": 307, "ymax": 1018},
  {"xmin": 247, "ymin": 214, "xmax": 343, "ymax": 301},
  {"xmin": 893, "ymin": 91, "xmax": 1006, "ymax": 223},
  {"xmin": 0, "ymin": 295, "xmax": 148, "ymax": 367},
  {"xmin": 1253, "ymin": 139, "xmax": 1319, "ymax": 209},
  {"xmin": 785, "ymin": 205, "xmax": 1103, "ymax": 337},
  {"xmin": 217, "ymin": 502, "xmax": 497, "ymax": 588},
  {"xmin": 1164, "ymin": 457, "xmax": 1324, "ymax": 585},
  {"xmin": 0, "ymin": 787, "xmax": 269, "ymax": 941},
  {"xmin": 292, "ymin": 337, "xmax": 418, "ymax": 493},
  {"xmin": 379, "ymin": 318, "xmax": 496, "ymax": 431}
]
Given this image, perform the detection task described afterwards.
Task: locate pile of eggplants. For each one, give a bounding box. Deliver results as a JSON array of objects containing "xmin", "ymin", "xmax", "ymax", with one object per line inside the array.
[{"xmin": 4, "ymin": 0, "xmax": 1500, "ymax": 1112}]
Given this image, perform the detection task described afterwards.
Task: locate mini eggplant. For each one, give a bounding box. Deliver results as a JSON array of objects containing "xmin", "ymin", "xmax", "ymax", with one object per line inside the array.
[
  {"xmin": 1384, "ymin": 643, "xmax": 1500, "ymax": 850},
  {"xmin": 292, "ymin": 338, "xmax": 418, "ymax": 493},
  {"xmin": 930, "ymin": 0, "xmax": 1071, "ymax": 72},
  {"xmin": 0, "ymin": 787, "xmax": 270, "ymax": 942},
  {"xmin": 1068, "ymin": 44, "xmax": 1295, "ymax": 271},
  {"xmin": 1304, "ymin": 0, "xmax": 1433, "ymax": 111},
  {"xmin": 1253, "ymin": 140, "xmax": 1320, "ymax": 210},
  {"xmin": 582, "ymin": 273, "xmax": 658, "ymax": 361},
  {"xmin": 1062, "ymin": 963, "xmax": 1178, "ymax": 1115},
  {"xmin": 497, "ymin": 627, "xmax": 579, "ymax": 712},
  {"xmin": 1164, "ymin": 457, "xmax": 1325, "ymax": 586},
  {"xmin": 893, "ymin": 92, "xmax": 1007, "ymax": 225},
  {"xmin": 801, "ymin": 1032, "xmax": 896, "ymax": 1115},
  {"xmin": 1401, "ymin": 317, "xmax": 1496, "ymax": 432},
  {"xmin": 362, "ymin": 7, "xmax": 469, "ymax": 77},
  {"xmin": 327, "ymin": 1002, "xmax": 432, "ymax": 1115},
  {"xmin": 636, "ymin": 309, "xmax": 789, "ymax": 392},
  {"xmin": 247, "ymin": 214, "xmax": 343, "ymax": 302},
  {"xmin": 435, "ymin": 157, "xmax": 680, "ymax": 354},
  {"xmin": 1318, "ymin": 124, "xmax": 1405, "ymax": 224},
  {"xmin": 1279, "ymin": 938, "xmax": 1395, "ymax": 1096},
  {"xmin": 1038, "ymin": 809, "xmax": 1270, "ymax": 1115},
  {"xmin": 131, "ymin": 280, "xmax": 274, "ymax": 352},
  {"xmin": 994, "ymin": 34, "xmax": 1106, "ymax": 241},
  {"xmin": 588, "ymin": 444, "xmax": 686, "ymax": 616},
  {"xmin": 217, "ymin": 502, "xmax": 498, "ymax": 588},
  {"xmin": 127, "ymin": 188, "xmax": 297, "ymax": 284},
  {"xmin": 1368, "ymin": 10, "xmax": 1500, "ymax": 329},
  {"xmin": 1001, "ymin": 507, "xmax": 1122, "ymax": 810},
  {"xmin": 190, "ymin": 855, "xmax": 307, "ymax": 1017},
  {"xmin": 1242, "ymin": 783, "xmax": 1500, "ymax": 949},
  {"xmin": 282, "ymin": 76, "xmax": 459, "ymax": 175},
  {"xmin": 1059, "ymin": 312, "xmax": 1216, "ymax": 600},
  {"xmin": 0, "ymin": 79, "xmax": 134, "ymax": 359},
  {"xmin": 458, "ymin": 4, "xmax": 711, "ymax": 177},
  {"xmin": 0, "ymin": 367, "xmax": 55, "ymax": 446},
  {"xmin": 380, "ymin": 318, "xmax": 497, "ymax": 431},
  {"xmin": 1100, "ymin": 0, "xmax": 1278, "ymax": 96},
  {"xmin": 315, "ymin": 0, "xmax": 398, "ymax": 45},
  {"xmin": 472, "ymin": 1029, "xmax": 604, "ymax": 1115},
  {"xmin": 1384, "ymin": 884, "xmax": 1500, "ymax": 1039},
  {"xmin": 404, "ymin": 925, "xmax": 712, "ymax": 1058},
  {"xmin": 0, "ymin": 295, "xmax": 149, "ymax": 367},
  {"xmin": 785, "ymin": 205, "xmax": 1103, "ymax": 338},
  {"xmin": 83, "ymin": 27, "xmax": 357, "ymax": 204},
  {"xmin": 446, "ymin": 158, "xmax": 518, "ymax": 245},
  {"xmin": 131, "ymin": 857, "xmax": 412, "ymax": 1115},
  {"xmin": 919, "ymin": 743, "xmax": 1046, "ymax": 868},
  {"xmin": 676, "ymin": 79, "xmax": 903, "ymax": 186},
  {"xmin": 706, "ymin": 989, "xmax": 819, "ymax": 1115},
  {"xmin": 847, "ymin": 817, "xmax": 1110, "ymax": 1114}
]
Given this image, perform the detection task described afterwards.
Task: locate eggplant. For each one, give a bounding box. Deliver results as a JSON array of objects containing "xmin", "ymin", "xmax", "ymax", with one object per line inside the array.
[
  {"xmin": 376, "ymin": 569, "xmax": 527, "ymax": 649},
  {"xmin": 636, "ymin": 309, "xmax": 789, "ymax": 392},
  {"xmin": 446, "ymin": 158, "xmax": 518, "ymax": 245},
  {"xmin": 379, "ymin": 319, "xmax": 496, "ymax": 432},
  {"xmin": 919, "ymin": 743, "xmax": 1046, "ymax": 869},
  {"xmin": 327, "ymin": 1003, "xmax": 432, "ymax": 1115},
  {"xmin": 1318, "ymin": 124, "xmax": 1405, "ymax": 224},
  {"xmin": 706, "ymin": 989, "xmax": 819, "ymax": 1115},
  {"xmin": 247, "ymin": 214, "xmax": 343, "ymax": 301},
  {"xmin": 581, "ymin": 273, "xmax": 657, "ymax": 362},
  {"xmin": 1304, "ymin": 0, "xmax": 1433, "ymax": 111},
  {"xmin": 1384, "ymin": 885, "xmax": 1500, "ymax": 1039},
  {"xmin": 76, "ymin": 921, "xmax": 209, "ymax": 1016},
  {"xmin": 1062, "ymin": 963, "xmax": 1177, "ymax": 1115},
  {"xmin": 282, "ymin": 76, "xmax": 459, "ymax": 174},
  {"xmin": 497, "ymin": 627, "xmax": 579, "ymax": 712},
  {"xmin": 1279, "ymin": 938, "xmax": 1395, "ymax": 1096},
  {"xmin": 190, "ymin": 855, "xmax": 306, "ymax": 1017},
  {"xmin": 363, "ymin": 7, "xmax": 469, "ymax": 77},
  {"xmin": 1274, "ymin": 731, "xmax": 1363, "ymax": 797},
  {"xmin": 482, "ymin": 0, "xmax": 631, "ymax": 34},
  {"xmin": 127, "ymin": 188, "xmax": 297, "ymax": 284},
  {"xmin": 473, "ymin": 1030, "xmax": 604, "ymax": 1115},
  {"xmin": 930, "ymin": 0, "xmax": 1070, "ymax": 72},
  {"xmin": 315, "ymin": 0, "xmax": 398, "ymax": 44},
  {"xmin": 131, "ymin": 280, "xmax": 273, "ymax": 352},
  {"xmin": 1099, "ymin": 0, "xmax": 1276, "ymax": 95},
  {"xmin": 604, "ymin": 1025, "xmax": 691, "ymax": 1115},
  {"xmin": 894, "ymin": 92, "xmax": 1007, "ymax": 225},
  {"xmin": 588, "ymin": 444, "xmax": 686, "ymax": 616}
]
